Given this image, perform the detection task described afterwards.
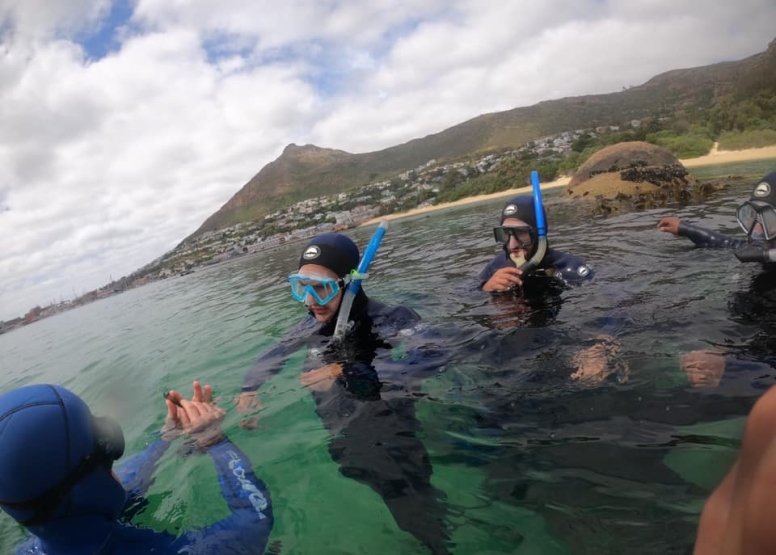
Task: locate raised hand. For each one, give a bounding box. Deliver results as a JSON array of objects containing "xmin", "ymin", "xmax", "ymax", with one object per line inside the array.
[
  {"xmin": 657, "ymin": 217, "xmax": 681, "ymax": 235},
  {"xmin": 177, "ymin": 397, "xmax": 226, "ymax": 435},
  {"xmin": 161, "ymin": 381, "xmax": 221, "ymax": 442}
]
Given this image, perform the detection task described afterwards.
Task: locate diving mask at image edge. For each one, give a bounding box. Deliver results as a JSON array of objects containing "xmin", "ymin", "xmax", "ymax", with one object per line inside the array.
[
  {"xmin": 493, "ymin": 225, "xmax": 536, "ymax": 249},
  {"xmin": 736, "ymin": 200, "xmax": 776, "ymax": 241},
  {"xmin": 288, "ymin": 274, "xmax": 348, "ymax": 305}
]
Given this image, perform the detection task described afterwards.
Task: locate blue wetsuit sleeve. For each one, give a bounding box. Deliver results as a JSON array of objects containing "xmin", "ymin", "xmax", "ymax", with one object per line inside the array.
[
  {"xmin": 171, "ymin": 439, "xmax": 273, "ymax": 554},
  {"xmin": 14, "ymin": 536, "xmax": 39, "ymax": 554},
  {"xmin": 677, "ymin": 223, "xmax": 747, "ymax": 249},
  {"xmin": 114, "ymin": 439, "xmax": 171, "ymax": 498}
]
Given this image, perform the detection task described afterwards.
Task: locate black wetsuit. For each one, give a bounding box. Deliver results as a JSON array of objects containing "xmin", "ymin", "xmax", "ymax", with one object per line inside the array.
[
  {"xmin": 478, "ymin": 248, "xmax": 594, "ymax": 291},
  {"xmin": 425, "ymin": 321, "xmax": 762, "ymax": 555},
  {"xmin": 674, "ymin": 222, "xmax": 748, "ymax": 249},
  {"xmin": 674, "ymin": 221, "xmax": 776, "ymax": 366},
  {"xmin": 467, "ymin": 239, "xmax": 755, "ymax": 553},
  {"xmin": 242, "ymin": 290, "xmax": 450, "ymax": 555}
]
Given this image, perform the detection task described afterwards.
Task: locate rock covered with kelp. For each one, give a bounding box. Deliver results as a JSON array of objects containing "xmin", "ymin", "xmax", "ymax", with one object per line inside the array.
[{"xmin": 565, "ymin": 141, "xmax": 721, "ymax": 214}]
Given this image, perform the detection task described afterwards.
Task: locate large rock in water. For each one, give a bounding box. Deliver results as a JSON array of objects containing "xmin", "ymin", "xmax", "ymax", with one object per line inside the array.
[{"xmin": 566, "ymin": 141, "xmax": 697, "ymax": 200}]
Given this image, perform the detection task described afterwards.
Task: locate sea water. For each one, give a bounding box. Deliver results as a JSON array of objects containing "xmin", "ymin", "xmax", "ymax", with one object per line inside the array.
[{"xmin": 1, "ymin": 159, "xmax": 774, "ymax": 554}]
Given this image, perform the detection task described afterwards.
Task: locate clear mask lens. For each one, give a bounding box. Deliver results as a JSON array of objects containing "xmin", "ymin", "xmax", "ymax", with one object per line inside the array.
[
  {"xmin": 760, "ymin": 207, "xmax": 776, "ymax": 240},
  {"xmin": 493, "ymin": 226, "xmax": 535, "ymax": 249},
  {"xmin": 737, "ymin": 202, "xmax": 776, "ymax": 240}
]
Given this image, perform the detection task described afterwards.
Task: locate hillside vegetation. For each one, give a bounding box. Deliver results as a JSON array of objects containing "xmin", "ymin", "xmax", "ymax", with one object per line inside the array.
[{"xmin": 190, "ymin": 37, "xmax": 776, "ymax": 239}]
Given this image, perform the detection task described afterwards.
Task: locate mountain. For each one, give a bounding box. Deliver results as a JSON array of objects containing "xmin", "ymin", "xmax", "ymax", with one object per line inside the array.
[{"xmin": 189, "ymin": 37, "xmax": 776, "ymax": 239}]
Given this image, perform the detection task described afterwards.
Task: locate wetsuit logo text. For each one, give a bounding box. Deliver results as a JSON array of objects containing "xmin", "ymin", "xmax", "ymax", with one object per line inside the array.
[{"xmin": 227, "ymin": 450, "xmax": 269, "ymax": 519}]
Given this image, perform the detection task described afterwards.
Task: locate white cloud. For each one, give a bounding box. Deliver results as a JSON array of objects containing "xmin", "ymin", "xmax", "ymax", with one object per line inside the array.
[
  {"xmin": 0, "ymin": 0, "xmax": 109, "ymax": 42},
  {"xmin": 1, "ymin": 0, "xmax": 775, "ymax": 320}
]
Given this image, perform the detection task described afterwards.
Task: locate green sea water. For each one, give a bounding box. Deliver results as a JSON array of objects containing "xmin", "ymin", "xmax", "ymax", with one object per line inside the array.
[{"xmin": 1, "ymin": 159, "xmax": 774, "ymax": 554}]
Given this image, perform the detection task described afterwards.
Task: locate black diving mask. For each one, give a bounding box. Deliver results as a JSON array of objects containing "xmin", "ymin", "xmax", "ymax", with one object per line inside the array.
[
  {"xmin": 493, "ymin": 226, "xmax": 535, "ymax": 249},
  {"xmin": 737, "ymin": 201, "xmax": 776, "ymax": 241}
]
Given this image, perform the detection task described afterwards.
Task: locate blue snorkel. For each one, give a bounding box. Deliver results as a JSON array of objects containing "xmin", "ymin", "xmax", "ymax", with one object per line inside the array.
[
  {"xmin": 517, "ymin": 170, "xmax": 548, "ymax": 274},
  {"xmin": 332, "ymin": 220, "xmax": 389, "ymax": 341}
]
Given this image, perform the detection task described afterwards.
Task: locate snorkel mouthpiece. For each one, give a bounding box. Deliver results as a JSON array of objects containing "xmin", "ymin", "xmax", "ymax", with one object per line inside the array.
[
  {"xmin": 510, "ymin": 252, "xmax": 527, "ymax": 266},
  {"xmin": 517, "ymin": 171, "xmax": 548, "ymax": 273},
  {"xmin": 332, "ymin": 221, "xmax": 389, "ymax": 341},
  {"xmin": 734, "ymin": 245, "xmax": 776, "ymax": 264}
]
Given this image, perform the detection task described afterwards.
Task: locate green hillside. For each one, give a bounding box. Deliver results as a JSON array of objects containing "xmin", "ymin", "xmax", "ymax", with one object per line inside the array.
[{"xmin": 189, "ymin": 37, "xmax": 776, "ymax": 239}]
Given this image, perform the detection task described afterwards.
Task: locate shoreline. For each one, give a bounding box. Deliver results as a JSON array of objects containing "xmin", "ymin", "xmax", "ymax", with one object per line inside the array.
[{"xmin": 360, "ymin": 145, "xmax": 776, "ymax": 227}]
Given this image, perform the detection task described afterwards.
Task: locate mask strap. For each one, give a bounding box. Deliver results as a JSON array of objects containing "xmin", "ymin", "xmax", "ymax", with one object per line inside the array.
[{"xmin": 348, "ymin": 270, "xmax": 368, "ymax": 281}]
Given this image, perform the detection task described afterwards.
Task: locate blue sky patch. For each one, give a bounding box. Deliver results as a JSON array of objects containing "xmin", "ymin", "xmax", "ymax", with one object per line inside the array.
[{"xmin": 76, "ymin": 0, "xmax": 136, "ymax": 61}]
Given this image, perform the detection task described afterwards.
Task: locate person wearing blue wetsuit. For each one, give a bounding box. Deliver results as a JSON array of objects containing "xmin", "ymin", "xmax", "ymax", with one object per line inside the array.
[
  {"xmin": 0, "ymin": 382, "xmax": 273, "ymax": 555},
  {"xmin": 236, "ymin": 233, "xmax": 451, "ymax": 555},
  {"xmin": 479, "ymin": 195, "xmax": 594, "ymax": 293}
]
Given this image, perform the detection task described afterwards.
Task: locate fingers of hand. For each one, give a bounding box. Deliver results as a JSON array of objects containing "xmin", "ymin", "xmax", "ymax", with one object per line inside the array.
[
  {"xmin": 179, "ymin": 405, "xmax": 192, "ymax": 428},
  {"xmin": 500, "ymin": 267, "xmax": 523, "ymax": 277},
  {"xmin": 203, "ymin": 384, "xmax": 213, "ymax": 403},
  {"xmin": 494, "ymin": 273, "xmax": 521, "ymax": 290},
  {"xmin": 183, "ymin": 402, "xmax": 226, "ymax": 434},
  {"xmin": 192, "ymin": 381, "xmax": 203, "ymax": 402},
  {"xmin": 165, "ymin": 399, "xmax": 179, "ymax": 419},
  {"xmin": 200, "ymin": 401, "xmax": 225, "ymax": 417},
  {"xmin": 180, "ymin": 398, "xmax": 202, "ymax": 419},
  {"xmin": 166, "ymin": 390, "xmax": 183, "ymax": 404},
  {"xmin": 301, "ymin": 368, "xmax": 332, "ymax": 386}
]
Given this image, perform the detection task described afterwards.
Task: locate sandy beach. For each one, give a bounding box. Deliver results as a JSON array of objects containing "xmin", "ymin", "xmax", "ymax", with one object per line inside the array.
[{"xmin": 360, "ymin": 144, "xmax": 776, "ymax": 226}]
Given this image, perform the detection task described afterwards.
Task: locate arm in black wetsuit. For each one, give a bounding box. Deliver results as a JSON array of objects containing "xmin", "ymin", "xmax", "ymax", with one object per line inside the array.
[
  {"xmin": 242, "ymin": 318, "xmax": 314, "ymax": 393},
  {"xmin": 676, "ymin": 222, "xmax": 747, "ymax": 249}
]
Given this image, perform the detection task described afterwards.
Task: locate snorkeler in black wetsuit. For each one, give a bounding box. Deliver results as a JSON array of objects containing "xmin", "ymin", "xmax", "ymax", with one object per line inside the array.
[
  {"xmin": 475, "ymin": 191, "xmax": 627, "ymax": 385},
  {"xmin": 658, "ymin": 171, "xmax": 776, "ymax": 264},
  {"xmin": 436, "ymin": 183, "xmax": 760, "ymax": 553},
  {"xmin": 479, "ymin": 195, "xmax": 594, "ymax": 293},
  {"xmin": 236, "ymin": 232, "xmax": 451, "ymax": 555},
  {"xmin": 657, "ymin": 171, "xmax": 776, "ymax": 388}
]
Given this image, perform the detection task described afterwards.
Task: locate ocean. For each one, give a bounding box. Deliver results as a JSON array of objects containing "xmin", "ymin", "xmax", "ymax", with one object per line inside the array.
[{"xmin": 1, "ymin": 158, "xmax": 775, "ymax": 554}]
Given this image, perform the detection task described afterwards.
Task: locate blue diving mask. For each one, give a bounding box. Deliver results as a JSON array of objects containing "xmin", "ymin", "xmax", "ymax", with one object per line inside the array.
[
  {"xmin": 288, "ymin": 274, "xmax": 348, "ymax": 305},
  {"xmin": 737, "ymin": 200, "xmax": 776, "ymax": 241}
]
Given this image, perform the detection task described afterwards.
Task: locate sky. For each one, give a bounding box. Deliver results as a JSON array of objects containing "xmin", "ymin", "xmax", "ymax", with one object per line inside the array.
[{"xmin": 1, "ymin": 0, "xmax": 775, "ymax": 322}]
